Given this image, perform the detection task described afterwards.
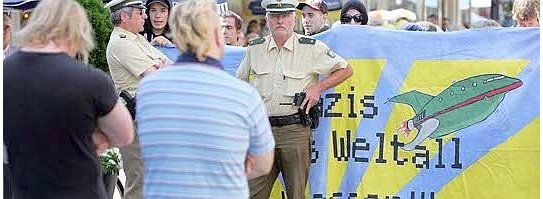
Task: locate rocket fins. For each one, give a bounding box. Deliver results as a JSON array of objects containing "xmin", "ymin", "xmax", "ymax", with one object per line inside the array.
[
  {"xmin": 402, "ymin": 118, "xmax": 440, "ymax": 151},
  {"xmin": 388, "ymin": 90, "xmax": 434, "ymax": 114}
]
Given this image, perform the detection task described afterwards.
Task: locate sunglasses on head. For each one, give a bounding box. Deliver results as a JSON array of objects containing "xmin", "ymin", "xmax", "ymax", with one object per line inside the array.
[{"xmin": 340, "ymin": 14, "xmax": 363, "ymax": 23}]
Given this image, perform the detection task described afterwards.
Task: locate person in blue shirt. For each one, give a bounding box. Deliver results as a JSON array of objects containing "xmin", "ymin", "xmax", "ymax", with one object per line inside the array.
[{"xmin": 136, "ymin": 1, "xmax": 275, "ymax": 198}]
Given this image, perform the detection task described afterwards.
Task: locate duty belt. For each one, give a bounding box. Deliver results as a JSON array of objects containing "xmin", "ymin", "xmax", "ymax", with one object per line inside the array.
[{"xmin": 269, "ymin": 113, "xmax": 302, "ymax": 127}]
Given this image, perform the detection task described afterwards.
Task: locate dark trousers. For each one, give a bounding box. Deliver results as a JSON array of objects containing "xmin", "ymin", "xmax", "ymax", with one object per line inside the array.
[
  {"xmin": 4, "ymin": 163, "xmax": 12, "ymax": 199},
  {"xmin": 249, "ymin": 124, "xmax": 311, "ymax": 199}
]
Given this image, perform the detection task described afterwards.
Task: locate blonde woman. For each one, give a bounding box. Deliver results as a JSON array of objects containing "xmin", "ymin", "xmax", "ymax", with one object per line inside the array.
[
  {"xmin": 512, "ymin": 0, "xmax": 540, "ymax": 27},
  {"xmin": 136, "ymin": 0, "xmax": 275, "ymax": 198},
  {"xmin": 3, "ymin": 0, "xmax": 134, "ymax": 198}
]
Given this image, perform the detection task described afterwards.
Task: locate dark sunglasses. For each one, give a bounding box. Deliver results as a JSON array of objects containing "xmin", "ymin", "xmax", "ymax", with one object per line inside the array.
[{"xmin": 340, "ymin": 14, "xmax": 363, "ymax": 23}]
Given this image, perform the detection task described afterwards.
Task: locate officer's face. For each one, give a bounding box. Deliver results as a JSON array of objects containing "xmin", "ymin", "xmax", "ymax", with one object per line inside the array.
[
  {"xmin": 301, "ymin": 6, "xmax": 326, "ymax": 35},
  {"xmin": 266, "ymin": 11, "xmax": 295, "ymax": 39},
  {"xmin": 149, "ymin": 3, "xmax": 169, "ymax": 31},
  {"xmin": 127, "ymin": 8, "xmax": 147, "ymax": 33}
]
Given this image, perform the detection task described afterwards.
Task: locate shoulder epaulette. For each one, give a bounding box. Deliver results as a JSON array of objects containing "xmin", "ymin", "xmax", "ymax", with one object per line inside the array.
[
  {"xmin": 248, "ymin": 37, "xmax": 266, "ymax": 46},
  {"xmin": 298, "ymin": 37, "xmax": 316, "ymax": 45}
]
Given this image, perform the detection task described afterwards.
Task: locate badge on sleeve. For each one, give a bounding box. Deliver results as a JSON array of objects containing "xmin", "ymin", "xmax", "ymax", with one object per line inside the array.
[{"xmin": 326, "ymin": 49, "xmax": 336, "ymax": 58}]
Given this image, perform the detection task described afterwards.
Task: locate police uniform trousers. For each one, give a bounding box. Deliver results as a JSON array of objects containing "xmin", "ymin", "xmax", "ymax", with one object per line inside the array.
[
  {"xmin": 120, "ymin": 132, "xmax": 144, "ymax": 199},
  {"xmin": 249, "ymin": 123, "xmax": 311, "ymax": 199}
]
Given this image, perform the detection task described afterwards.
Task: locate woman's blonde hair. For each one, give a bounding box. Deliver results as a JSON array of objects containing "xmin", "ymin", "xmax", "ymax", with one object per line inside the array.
[
  {"xmin": 512, "ymin": 0, "xmax": 540, "ymax": 22},
  {"xmin": 15, "ymin": 0, "xmax": 95, "ymax": 63},
  {"xmin": 169, "ymin": 0, "xmax": 218, "ymax": 62}
]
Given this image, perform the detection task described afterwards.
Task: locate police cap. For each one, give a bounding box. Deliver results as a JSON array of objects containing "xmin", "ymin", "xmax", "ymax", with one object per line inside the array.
[
  {"xmin": 261, "ymin": 0, "xmax": 299, "ymax": 13},
  {"xmin": 105, "ymin": 0, "xmax": 146, "ymax": 12}
]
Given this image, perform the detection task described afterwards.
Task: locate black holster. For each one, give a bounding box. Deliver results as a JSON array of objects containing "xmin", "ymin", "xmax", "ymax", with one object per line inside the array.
[
  {"xmin": 299, "ymin": 106, "xmax": 320, "ymax": 130},
  {"xmin": 119, "ymin": 90, "xmax": 136, "ymax": 120}
]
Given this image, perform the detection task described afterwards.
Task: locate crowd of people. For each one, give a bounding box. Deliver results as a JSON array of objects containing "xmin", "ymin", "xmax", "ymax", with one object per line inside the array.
[
  {"xmin": 2, "ymin": 0, "xmax": 539, "ymax": 198},
  {"xmin": 139, "ymin": 0, "xmax": 540, "ymax": 47}
]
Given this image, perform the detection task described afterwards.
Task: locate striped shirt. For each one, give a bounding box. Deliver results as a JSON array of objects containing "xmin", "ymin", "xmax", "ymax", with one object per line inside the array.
[{"xmin": 137, "ymin": 63, "xmax": 274, "ymax": 199}]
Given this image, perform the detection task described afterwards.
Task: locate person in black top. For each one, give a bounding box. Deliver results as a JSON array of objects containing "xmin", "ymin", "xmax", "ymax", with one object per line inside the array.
[
  {"xmin": 340, "ymin": 0, "xmax": 368, "ymax": 25},
  {"xmin": 142, "ymin": 0, "xmax": 174, "ymax": 46},
  {"xmin": 3, "ymin": 0, "xmax": 134, "ymax": 198}
]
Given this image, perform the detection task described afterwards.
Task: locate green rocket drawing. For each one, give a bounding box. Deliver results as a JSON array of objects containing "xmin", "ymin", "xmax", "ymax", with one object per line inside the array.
[{"xmin": 388, "ymin": 74, "xmax": 523, "ymax": 151}]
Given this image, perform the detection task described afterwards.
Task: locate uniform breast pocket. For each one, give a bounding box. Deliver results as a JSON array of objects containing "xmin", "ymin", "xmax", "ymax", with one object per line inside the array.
[
  {"xmin": 282, "ymin": 69, "xmax": 309, "ymax": 97},
  {"xmin": 250, "ymin": 66, "xmax": 272, "ymax": 98}
]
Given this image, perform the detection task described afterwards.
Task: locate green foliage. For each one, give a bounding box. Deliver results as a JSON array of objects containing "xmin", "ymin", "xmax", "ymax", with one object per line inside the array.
[
  {"xmin": 78, "ymin": 0, "xmax": 112, "ymax": 72},
  {"xmin": 100, "ymin": 148, "xmax": 122, "ymax": 176}
]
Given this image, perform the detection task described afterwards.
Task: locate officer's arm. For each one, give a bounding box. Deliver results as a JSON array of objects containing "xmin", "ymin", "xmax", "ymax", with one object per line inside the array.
[
  {"xmin": 316, "ymin": 64, "xmax": 353, "ymax": 90},
  {"xmin": 302, "ymin": 64, "xmax": 353, "ymax": 113},
  {"xmin": 140, "ymin": 64, "xmax": 159, "ymax": 77},
  {"xmin": 236, "ymin": 50, "xmax": 251, "ymax": 81},
  {"xmin": 302, "ymin": 41, "xmax": 353, "ymax": 113},
  {"xmin": 111, "ymin": 39, "xmax": 163, "ymax": 78},
  {"xmin": 140, "ymin": 54, "xmax": 175, "ymax": 77}
]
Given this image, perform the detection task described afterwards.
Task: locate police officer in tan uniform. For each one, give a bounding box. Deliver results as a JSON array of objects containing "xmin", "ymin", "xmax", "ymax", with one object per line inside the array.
[
  {"xmin": 105, "ymin": 0, "xmax": 171, "ymax": 198},
  {"xmin": 236, "ymin": 0, "xmax": 353, "ymax": 198}
]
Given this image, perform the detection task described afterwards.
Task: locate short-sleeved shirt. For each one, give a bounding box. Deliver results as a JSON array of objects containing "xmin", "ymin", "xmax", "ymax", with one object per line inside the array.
[
  {"xmin": 137, "ymin": 54, "xmax": 275, "ymax": 198},
  {"xmin": 236, "ymin": 33, "xmax": 348, "ymax": 116},
  {"xmin": 106, "ymin": 26, "xmax": 169, "ymax": 96},
  {"xmin": 4, "ymin": 51, "xmax": 118, "ymax": 199}
]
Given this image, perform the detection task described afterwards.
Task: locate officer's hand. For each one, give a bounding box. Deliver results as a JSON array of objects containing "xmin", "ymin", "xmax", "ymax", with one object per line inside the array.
[
  {"xmin": 150, "ymin": 36, "xmax": 173, "ymax": 47},
  {"xmin": 302, "ymin": 84, "xmax": 323, "ymax": 114}
]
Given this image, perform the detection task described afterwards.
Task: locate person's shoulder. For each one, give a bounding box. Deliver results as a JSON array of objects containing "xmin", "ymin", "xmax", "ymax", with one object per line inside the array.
[
  {"xmin": 53, "ymin": 57, "xmax": 112, "ymax": 87},
  {"xmin": 109, "ymin": 29, "xmax": 138, "ymax": 45},
  {"xmin": 109, "ymin": 33, "xmax": 136, "ymax": 45},
  {"xmin": 73, "ymin": 62, "xmax": 110, "ymax": 81}
]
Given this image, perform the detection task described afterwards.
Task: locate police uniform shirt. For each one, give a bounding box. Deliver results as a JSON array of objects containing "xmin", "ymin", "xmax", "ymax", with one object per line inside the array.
[
  {"xmin": 237, "ymin": 33, "xmax": 348, "ymax": 116},
  {"xmin": 106, "ymin": 26, "xmax": 169, "ymax": 96}
]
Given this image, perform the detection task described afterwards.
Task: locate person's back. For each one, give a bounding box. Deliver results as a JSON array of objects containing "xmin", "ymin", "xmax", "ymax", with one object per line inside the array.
[
  {"xmin": 137, "ymin": 1, "xmax": 275, "ymax": 198},
  {"xmin": 4, "ymin": 51, "xmax": 115, "ymax": 199},
  {"xmin": 4, "ymin": 0, "xmax": 134, "ymax": 198},
  {"xmin": 138, "ymin": 63, "xmax": 272, "ymax": 198}
]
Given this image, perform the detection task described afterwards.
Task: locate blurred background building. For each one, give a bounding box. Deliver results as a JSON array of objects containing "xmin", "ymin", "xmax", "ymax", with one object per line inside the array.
[{"xmin": 225, "ymin": 0, "xmax": 517, "ymax": 32}]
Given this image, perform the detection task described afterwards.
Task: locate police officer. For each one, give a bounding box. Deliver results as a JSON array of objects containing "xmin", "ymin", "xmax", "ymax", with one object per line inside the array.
[
  {"xmin": 236, "ymin": 0, "xmax": 353, "ymax": 198},
  {"xmin": 104, "ymin": 0, "xmax": 172, "ymax": 198},
  {"xmin": 297, "ymin": 0, "xmax": 330, "ymax": 36}
]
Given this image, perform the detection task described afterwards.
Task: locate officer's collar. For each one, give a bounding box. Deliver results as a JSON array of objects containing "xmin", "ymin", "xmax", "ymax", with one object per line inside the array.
[
  {"xmin": 175, "ymin": 52, "xmax": 223, "ymax": 70},
  {"xmin": 267, "ymin": 33, "xmax": 295, "ymax": 52}
]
